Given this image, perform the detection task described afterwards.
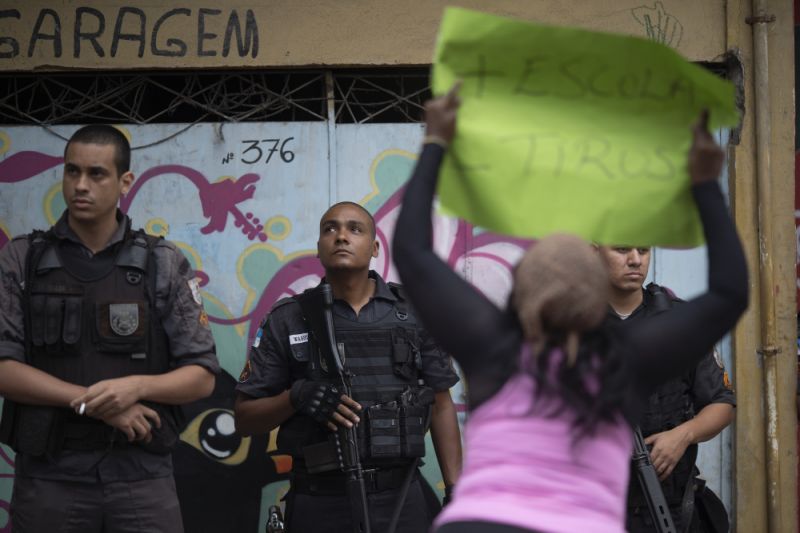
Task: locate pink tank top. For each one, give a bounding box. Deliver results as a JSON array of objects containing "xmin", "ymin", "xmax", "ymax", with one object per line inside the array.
[{"xmin": 436, "ymin": 350, "xmax": 632, "ymax": 533}]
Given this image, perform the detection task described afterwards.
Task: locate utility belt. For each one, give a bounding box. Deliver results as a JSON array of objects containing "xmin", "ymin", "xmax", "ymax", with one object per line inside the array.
[
  {"xmin": 302, "ymin": 388, "xmax": 433, "ymax": 473},
  {"xmin": 290, "ymin": 465, "xmax": 417, "ymax": 496},
  {"xmin": 8, "ymin": 402, "xmax": 180, "ymax": 456},
  {"xmin": 61, "ymin": 419, "xmax": 129, "ymax": 451}
]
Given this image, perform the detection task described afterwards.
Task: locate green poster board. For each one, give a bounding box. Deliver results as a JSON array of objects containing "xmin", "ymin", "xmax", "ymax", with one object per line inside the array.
[{"xmin": 432, "ymin": 7, "xmax": 739, "ymax": 246}]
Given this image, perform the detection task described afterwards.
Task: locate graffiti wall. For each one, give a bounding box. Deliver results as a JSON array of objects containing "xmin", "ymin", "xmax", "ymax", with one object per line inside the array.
[
  {"xmin": 0, "ymin": 121, "xmax": 531, "ymax": 531},
  {"xmin": 0, "ymin": 119, "xmax": 734, "ymax": 530}
]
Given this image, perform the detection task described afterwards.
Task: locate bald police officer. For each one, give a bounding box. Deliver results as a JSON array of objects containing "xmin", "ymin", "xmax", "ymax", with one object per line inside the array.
[
  {"xmin": 0, "ymin": 125, "xmax": 219, "ymax": 532},
  {"xmin": 235, "ymin": 201, "xmax": 462, "ymax": 533}
]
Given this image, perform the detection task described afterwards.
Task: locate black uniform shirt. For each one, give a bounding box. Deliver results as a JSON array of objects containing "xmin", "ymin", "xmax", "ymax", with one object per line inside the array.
[
  {"xmin": 607, "ymin": 286, "xmax": 735, "ymax": 420},
  {"xmin": 0, "ymin": 210, "xmax": 220, "ymax": 482},
  {"xmin": 236, "ymin": 270, "xmax": 459, "ymax": 399}
]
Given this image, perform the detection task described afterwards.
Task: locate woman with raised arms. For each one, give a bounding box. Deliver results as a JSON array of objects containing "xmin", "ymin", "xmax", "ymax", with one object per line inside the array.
[{"xmin": 391, "ymin": 85, "xmax": 747, "ymax": 533}]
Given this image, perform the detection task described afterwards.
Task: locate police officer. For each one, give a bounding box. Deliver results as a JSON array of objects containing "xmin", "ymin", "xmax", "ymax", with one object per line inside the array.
[
  {"xmin": 0, "ymin": 125, "xmax": 219, "ymax": 532},
  {"xmin": 235, "ymin": 201, "xmax": 462, "ymax": 533},
  {"xmin": 597, "ymin": 245, "xmax": 734, "ymax": 532}
]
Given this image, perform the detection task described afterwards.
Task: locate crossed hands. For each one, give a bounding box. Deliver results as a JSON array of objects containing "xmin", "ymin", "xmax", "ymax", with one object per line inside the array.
[
  {"xmin": 103, "ymin": 403, "xmax": 161, "ymax": 443},
  {"xmin": 71, "ymin": 375, "xmax": 143, "ymax": 418},
  {"xmin": 69, "ymin": 376, "xmax": 160, "ymax": 442}
]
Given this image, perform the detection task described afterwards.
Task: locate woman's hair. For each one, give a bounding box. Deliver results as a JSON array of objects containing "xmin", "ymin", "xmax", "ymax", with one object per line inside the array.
[
  {"xmin": 528, "ymin": 328, "xmax": 635, "ymax": 438},
  {"xmin": 510, "ymin": 234, "xmax": 635, "ymax": 436},
  {"xmin": 511, "ymin": 234, "xmax": 608, "ymax": 363}
]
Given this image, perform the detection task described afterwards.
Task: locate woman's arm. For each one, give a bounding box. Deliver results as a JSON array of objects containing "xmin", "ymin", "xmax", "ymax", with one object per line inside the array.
[
  {"xmin": 627, "ymin": 113, "xmax": 748, "ymax": 390},
  {"xmin": 392, "ymin": 86, "xmax": 519, "ymax": 382}
]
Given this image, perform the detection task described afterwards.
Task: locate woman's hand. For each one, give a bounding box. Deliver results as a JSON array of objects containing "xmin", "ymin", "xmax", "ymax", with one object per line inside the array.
[
  {"xmin": 688, "ymin": 109, "xmax": 725, "ymax": 186},
  {"xmin": 424, "ymin": 81, "xmax": 462, "ymax": 146}
]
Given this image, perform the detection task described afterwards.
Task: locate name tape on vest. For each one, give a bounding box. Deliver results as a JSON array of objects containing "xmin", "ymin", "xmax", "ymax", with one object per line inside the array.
[{"xmin": 289, "ymin": 333, "xmax": 308, "ymax": 345}]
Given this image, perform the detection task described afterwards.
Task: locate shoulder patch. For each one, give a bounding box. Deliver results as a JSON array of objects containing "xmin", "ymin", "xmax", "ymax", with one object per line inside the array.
[
  {"xmin": 712, "ymin": 348, "xmax": 724, "ymax": 369},
  {"xmin": 238, "ymin": 358, "xmax": 252, "ymax": 383},
  {"xmin": 252, "ymin": 327, "xmax": 264, "ymax": 348},
  {"xmin": 723, "ymin": 371, "xmax": 733, "ymax": 390},
  {"xmin": 187, "ymin": 277, "xmax": 203, "ymax": 305}
]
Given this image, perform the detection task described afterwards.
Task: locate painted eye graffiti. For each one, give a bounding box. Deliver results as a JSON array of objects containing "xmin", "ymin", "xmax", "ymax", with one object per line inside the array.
[
  {"xmin": 180, "ymin": 408, "xmax": 252, "ymax": 465},
  {"xmin": 199, "ymin": 411, "xmax": 239, "ymax": 459}
]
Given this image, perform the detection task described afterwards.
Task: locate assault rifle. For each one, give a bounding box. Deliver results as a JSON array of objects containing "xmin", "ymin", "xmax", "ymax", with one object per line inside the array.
[
  {"xmin": 633, "ymin": 426, "xmax": 676, "ymax": 533},
  {"xmin": 321, "ymin": 283, "xmax": 371, "ymax": 533}
]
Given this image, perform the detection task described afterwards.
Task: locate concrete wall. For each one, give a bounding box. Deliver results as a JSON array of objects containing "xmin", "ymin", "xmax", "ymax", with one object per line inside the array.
[
  {"xmin": 0, "ymin": 121, "xmax": 531, "ymax": 531},
  {"xmin": 0, "ymin": 1, "xmax": 797, "ymax": 531},
  {"xmin": 1, "ymin": 0, "xmax": 724, "ymax": 70}
]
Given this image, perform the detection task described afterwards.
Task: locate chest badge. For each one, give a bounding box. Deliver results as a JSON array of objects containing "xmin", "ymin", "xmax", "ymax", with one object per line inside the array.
[
  {"xmin": 126, "ymin": 271, "xmax": 143, "ymax": 285},
  {"xmin": 109, "ymin": 303, "xmax": 139, "ymax": 336}
]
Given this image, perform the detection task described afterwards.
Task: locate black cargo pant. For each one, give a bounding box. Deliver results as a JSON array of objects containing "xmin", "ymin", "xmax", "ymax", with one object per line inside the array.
[
  {"xmin": 10, "ymin": 475, "xmax": 184, "ymax": 533},
  {"xmin": 285, "ymin": 468, "xmax": 437, "ymax": 533}
]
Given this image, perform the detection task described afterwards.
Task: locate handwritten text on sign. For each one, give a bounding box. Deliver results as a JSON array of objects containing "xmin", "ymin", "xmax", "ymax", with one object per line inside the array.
[
  {"xmin": 0, "ymin": 7, "xmax": 257, "ymax": 60},
  {"xmin": 432, "ymin": 8, "xmax": 739, "ymax": 247}
]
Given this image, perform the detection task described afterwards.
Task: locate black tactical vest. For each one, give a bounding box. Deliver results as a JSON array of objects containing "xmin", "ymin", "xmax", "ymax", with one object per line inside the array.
[
  {"xmin": 627, "ymin": 284, "xmax": 698, "ymax": 515},
  {"xmin": 26, "ymin": 229, "xmax": 170, "ymax": 383},
  {"xmin": 635, "ymin": 376, "xmax": 696, "ymax": 505},
  {"xmin": 276, "ymin": 284, "xmax": 432, "ymax": 469},
  {"xmin": 1, "ymin": 229, "xmax": 174, "ymax": 454}
]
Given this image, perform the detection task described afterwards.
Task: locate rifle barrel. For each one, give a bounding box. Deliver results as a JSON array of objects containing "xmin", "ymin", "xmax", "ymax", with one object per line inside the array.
[{"xmin": 321, "ymin": 283, "xmax": 371, "ymax": 533}]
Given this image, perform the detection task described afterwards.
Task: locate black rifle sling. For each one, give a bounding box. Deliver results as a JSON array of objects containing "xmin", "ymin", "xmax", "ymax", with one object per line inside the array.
[
  {"xmin": 679, "ymin": 444, "xmax": 700, "ymax": 532},
  {"xmin": 294, "ymin": 289, "xmax": 338, "ymax": 380}
]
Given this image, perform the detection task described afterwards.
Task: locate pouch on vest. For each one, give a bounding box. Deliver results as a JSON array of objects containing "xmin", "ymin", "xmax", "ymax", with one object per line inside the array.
[
  {"xmin": 13, "ymin": 405, "xmax": 64, "ymax": 456},
  {"xmin": 400, "ymin": 405, "xmax": 427, "ymax": 457},
  {"xmin": 303, "ymin": 434, "xmax": 343, "ymax": 474},
  {"xmin": 289, "ymin": 341, "xmax": 310, "ymax": 363},
  {"xmin": 695, "ymin": 479, "xmax": 729, "ymax": 533},
  {"xmin": 30, "ymin": 293, "xmax": 83, "ymax": 357},
  {"xmin": 366, "ymin": 404, "xmax": 402, "ymax": 458},
  {"xmin": 391, "ymin": 327, "xmax": 420, "ymax": 380},
  {"xmin": 94, "ymin": 301, "xmax": 149, "ymax": 356}
]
